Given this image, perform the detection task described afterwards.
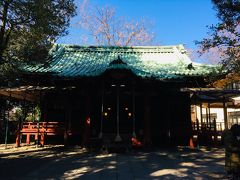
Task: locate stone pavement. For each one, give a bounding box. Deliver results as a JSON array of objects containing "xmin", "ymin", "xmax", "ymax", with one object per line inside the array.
[{"xmin": 0, "ymin": 146, "xmax": 228, "ymax": 179}]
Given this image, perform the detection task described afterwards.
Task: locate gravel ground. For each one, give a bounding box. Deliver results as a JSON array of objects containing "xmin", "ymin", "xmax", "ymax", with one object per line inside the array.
[{"xmin": 0, "ymin": 144, "xmax": 228, "ymax": 180}]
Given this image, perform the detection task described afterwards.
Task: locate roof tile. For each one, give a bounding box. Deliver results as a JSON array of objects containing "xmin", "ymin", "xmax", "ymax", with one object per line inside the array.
[{"xmin": 25, "ymin": 44, "xmax": 221, "ymax": 79}]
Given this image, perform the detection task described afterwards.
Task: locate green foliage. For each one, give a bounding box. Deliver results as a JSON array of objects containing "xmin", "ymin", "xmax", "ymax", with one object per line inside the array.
[
  {"xmin": 10, "ymin": 107, "xmax": 23, "ymax": 121},
  {"xmin": 8, "ymin": 104, "xmax": 40, "ymax": 122},
  {"xmin": 25, "ymin": 106, "xmax": 40, "ymax": 122},
  {"xmin": 0, "ymin": 0, "xmax": 76, "ymax": 82},
  {"xmin": 197, "ymin": 0, "xmax": 240, "ymax": 73}
]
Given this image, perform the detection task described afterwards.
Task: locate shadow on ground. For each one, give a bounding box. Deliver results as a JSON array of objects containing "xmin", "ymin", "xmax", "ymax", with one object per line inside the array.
[{"xmin": 0, "ymin": 146, "xmax": 227, "ymax": 179}]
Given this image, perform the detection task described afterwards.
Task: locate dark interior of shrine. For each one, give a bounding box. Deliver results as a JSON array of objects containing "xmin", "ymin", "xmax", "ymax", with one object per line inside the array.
[{"xmin": 41, "ymin": 75, "xmax": 193, "ymax": 147}]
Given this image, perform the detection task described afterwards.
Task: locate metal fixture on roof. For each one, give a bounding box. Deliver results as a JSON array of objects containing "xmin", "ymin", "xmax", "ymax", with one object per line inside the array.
[
  {"xmin": 109, "ymin": 55, "xmax": 127, "ymax": 66},
  {"xmin": 187, "ymin": 63, "xmax": 195, "ymax": 70}
]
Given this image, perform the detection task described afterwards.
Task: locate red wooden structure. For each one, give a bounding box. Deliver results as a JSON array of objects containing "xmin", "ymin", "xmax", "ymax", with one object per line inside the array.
[{"xmin": 16, "ymin": 122, "xmax": 64, "ymax": 146}]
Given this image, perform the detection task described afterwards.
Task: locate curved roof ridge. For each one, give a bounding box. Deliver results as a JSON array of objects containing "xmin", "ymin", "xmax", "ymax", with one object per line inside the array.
[{"xmin": 53, "ymin": 43, "xmax": 187, "ymax": 53}]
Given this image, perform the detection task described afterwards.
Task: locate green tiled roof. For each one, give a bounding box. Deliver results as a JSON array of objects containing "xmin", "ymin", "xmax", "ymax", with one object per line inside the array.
[{"xmin": 25, "ymin": 44, "xmax": 220, "ymax": 80}]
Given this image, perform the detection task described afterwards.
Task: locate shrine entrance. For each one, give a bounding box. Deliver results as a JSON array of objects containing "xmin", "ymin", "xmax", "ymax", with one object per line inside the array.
[{"xmin": 99, "ymin": 82, "xmax": 135, "ymax": 142}]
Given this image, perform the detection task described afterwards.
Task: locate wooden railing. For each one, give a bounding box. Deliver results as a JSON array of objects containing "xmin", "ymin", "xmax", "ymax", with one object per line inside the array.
[
  {"xmin": 17, "ymin": 122, "xmax": 65, "ymax": 146},
  {"xmin": 192, "ymin": 122, "xmax": 225, "ymax": 132},
  {"xmin": 21, "ymin": 122, "xmax": 65, "ymax": 135},
  {"xmin": 191, "ymin": 121, "xmax": 225, "ymax": 145}
]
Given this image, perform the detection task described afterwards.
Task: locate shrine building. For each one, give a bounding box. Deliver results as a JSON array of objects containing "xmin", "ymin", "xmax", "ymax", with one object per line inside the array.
[{"xmin": 0, "ymin": 44, "xmax": 221, "ymax": 147}]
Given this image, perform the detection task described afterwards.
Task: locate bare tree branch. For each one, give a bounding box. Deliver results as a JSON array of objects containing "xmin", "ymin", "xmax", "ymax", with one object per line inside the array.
[{"xmin": 78, "ymin": 0, "xmax": 155, "ymax": 46}]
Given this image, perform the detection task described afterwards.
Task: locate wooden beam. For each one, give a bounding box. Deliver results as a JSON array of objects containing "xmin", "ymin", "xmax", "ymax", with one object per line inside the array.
[{"xmin": 0, "ymin": 91, "xmax": 38, "ymax": 102}]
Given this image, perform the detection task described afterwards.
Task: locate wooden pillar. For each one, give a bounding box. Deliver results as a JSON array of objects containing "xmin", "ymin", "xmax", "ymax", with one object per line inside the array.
[
  {"xmin": 64, "ymin": 96, "xmax": 72, "ymax": 145},
  {"xmin": 34, "ymin": 106, "xmax": 39, "ymax": 142},
  {"xmin": 36, "ymin": 120, "xmax": 40, "ymax": 146},
  {"xmin": 115, "ymin": 85, "xmax": 122, "ymax": 142},
  {"xmin": 26, "ymin": 134, "xmax": 30, "ymax": 145},
  {"xmin": 223, "ymin": 101, "xmax": 228, "ymax": 130},
  {"xmin": 132, "ymin": 86, "xmax": 136, "ymax": 138},
  {"xmin": 5, "ymin": 99, "xmax": 9, "ymax": 148},
  {"xmin": 208, "ymin": 103, "xmax": 211, "ymax": 130},
  {"xmin": 40, "ymin": 133, "xmax": 45, "ymax": 146},
  {"xmin": 36, "ymin": 94, "xmax": 42, "ymax": 147},
  {"xmin": 16, "ymin": 99, "xmax": 23, "ymax": 147},
  {"xmin": 213, "ymin": 118, "xmax": 217, "ymax": 142},
  {"xmin": 196, "ymin": 117, "xmax": 199, "ymax": 132},
  {"xmin": 195, "ymin": 105, "xmax": 199, "ymax": 132},
  {"xmin": 200, "ymin": 103, "xmax": 203, "ymax": 130},
  {"xmin": 99, "ymin": 84, "xmax": 104, "ymax": 138},
  {"xmin": 143, "ymin": 95, "xmax": 151, "ymax": 146},
  {"xmin": 205, "ymin": 107, "xmax": 209, "ymax": 128},
  {"xmin": 82, "ymin": 92, "xmax": 92, "ymax": 146},
  {"xmin": 35, "ymin": 133, "xmax": 38, "ymax": 142},
  {"xmin": 15, "ymin": 134, "xmax": 21, "ymax": 147}
]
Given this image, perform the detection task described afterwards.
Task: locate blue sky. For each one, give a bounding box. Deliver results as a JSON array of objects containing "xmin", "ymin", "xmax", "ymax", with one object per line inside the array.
[{"xmin": 58, "ymin": 0, "xmax": 218, "ymax": 51}]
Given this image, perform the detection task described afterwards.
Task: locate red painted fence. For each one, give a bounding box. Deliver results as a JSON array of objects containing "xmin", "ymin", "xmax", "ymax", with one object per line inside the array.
[{"xmin": 16, "ymin": 122, "xmax": 64, "ymax": 147}]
